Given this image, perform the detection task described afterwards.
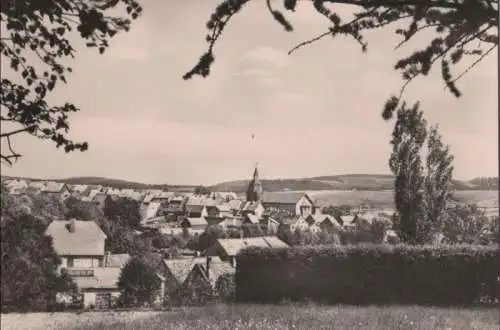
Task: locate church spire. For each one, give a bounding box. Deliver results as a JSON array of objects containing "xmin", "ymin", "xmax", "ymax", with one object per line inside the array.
[{"xmin": 246, "ymin": 163, "xmax": 263, "ymax": 202}]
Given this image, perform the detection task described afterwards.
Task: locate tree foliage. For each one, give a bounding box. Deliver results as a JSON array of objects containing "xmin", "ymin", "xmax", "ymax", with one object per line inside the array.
[
  {"xmin": 423, "ymin": 124, "xmax": 454, "ymax": 241},
  {"xmin": 118, "ymin": 256, "xmax": 160, "ymax": 307},
  {"xmin": 184, "ymin": 0, "xmax": 498, "ymax": 119},
  {"xmin": 389, "ymin": 102, "xmax": 428, "ymax": 244},
  {"xmin": 1, "ymin": 206, "xmax": 75, "ymax": 312},
  {"xmin": 390, "ymin": 103, "xmax": 458, "ymax": 244},
  {"xmin": 64, "ymin": 196, "xmax": 102, "ymax": 220},
  {"xmin": 0, "ymin": 0, "xmax": 142, "ymax": 164},
  {"xmin": 103, "ymin": 196, "xmax": 141, "ymax": 228},
  {"xmin": 442, "ymin": 203, "xmax": 491, "ymax": 244}
]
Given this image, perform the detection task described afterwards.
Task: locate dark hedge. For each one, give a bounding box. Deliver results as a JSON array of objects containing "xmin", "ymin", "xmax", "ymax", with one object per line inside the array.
[{"xmin": 235, "ymin": 244, "xmax": 499, "ymax": 306}]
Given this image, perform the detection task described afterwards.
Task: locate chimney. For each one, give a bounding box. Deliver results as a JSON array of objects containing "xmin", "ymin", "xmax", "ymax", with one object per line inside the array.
[
  {"xmin": 206, "ymin": 256, "xmax": 211, "ymax": 276},
  {"xmin": 68, "ymin": 219, "xmax": 76, "ymax": 233}
]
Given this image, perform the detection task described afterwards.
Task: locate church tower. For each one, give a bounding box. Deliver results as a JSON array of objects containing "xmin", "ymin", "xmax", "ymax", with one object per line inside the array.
[{"xmin": 246, "ymin": 163, "xmax": 263, "ymax": 202}]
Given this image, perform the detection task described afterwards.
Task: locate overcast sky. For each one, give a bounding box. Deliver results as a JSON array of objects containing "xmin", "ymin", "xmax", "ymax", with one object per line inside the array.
[{"xmin": 1, "ymin": 1, "xmax": 497, "ymax": 185}]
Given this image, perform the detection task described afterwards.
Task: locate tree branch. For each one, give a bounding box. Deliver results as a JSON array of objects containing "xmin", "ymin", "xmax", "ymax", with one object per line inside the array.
[{"xmin": 0, "ymin": 125, "xmax": 36, "ymax": 138}]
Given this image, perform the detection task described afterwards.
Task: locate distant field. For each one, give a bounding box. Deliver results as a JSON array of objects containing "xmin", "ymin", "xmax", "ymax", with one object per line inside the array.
[
  {"xmin": 297, "ymin": 190, "xmax": 498, "ymax": 209},
  {"xmin": 1, "ymin": 304, "xmax": 498, "ymax": 330}
]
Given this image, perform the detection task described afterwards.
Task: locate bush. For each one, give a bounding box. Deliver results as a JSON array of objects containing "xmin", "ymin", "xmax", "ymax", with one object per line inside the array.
[
  {"xmin": 236, "ymin": 244, "xmax": 499, "ymax": 306},
  {"xmin": 215, "ymin": 272, "xmax": 236, "ymax": 302}
]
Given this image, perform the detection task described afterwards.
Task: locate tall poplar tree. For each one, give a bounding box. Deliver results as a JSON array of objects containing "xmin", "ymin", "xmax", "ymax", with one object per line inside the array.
[
  {"xmin": 389, "ymin": 102, "xmax": 427, "ymax": 244},
  {"xmin": 423, "ymin": 125, "xmax": 454, "ymax": 243}
]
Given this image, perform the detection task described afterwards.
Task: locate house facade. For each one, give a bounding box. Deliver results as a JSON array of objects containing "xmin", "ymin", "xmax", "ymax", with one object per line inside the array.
[
  {"xmin": 45, "ymin": 219, "xmax": 107, "ymax": 270},
  {"xmin": 262, "ymin": 192, "xmax": 317, "ymax": 217}
]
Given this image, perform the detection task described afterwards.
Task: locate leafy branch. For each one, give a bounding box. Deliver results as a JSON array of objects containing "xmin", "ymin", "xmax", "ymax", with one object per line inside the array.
[
  {"xmin": 184, "ymin": 0, "xmax": 498, "ymax": 119},
  {"xmin": 0, "ymin": 0, "xmax": 142, "ymax": 165}
]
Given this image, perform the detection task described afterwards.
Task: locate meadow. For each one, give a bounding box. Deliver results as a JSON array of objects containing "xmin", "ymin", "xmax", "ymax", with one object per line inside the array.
[
  {"xmin": 1, "ymin": 304, "xmax": 498, "ymax": 330},
  {"xmin": 305, "ymin": 190, "xmax": 499, "ymax": 209}
]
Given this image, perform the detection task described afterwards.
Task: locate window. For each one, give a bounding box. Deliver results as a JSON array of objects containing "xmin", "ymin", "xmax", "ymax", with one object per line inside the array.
[{"xmin": 67, "ymin": 257, "xmax": 74, "ymax": 268}]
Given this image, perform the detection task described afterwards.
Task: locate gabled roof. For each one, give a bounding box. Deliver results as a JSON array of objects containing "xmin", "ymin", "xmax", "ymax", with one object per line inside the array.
[
  {"xmin": 191, "ymin": 260, "xmax": 235, "ymax": 287},
  {"xmin": 262, "ymin": 192, "xmax": 315, "ymax": 205},
  {"xmin": 163, "ymin": 257, "xmax": 222, "ymax": 285},
  {"xmin": 45, "ymin": 220, "xmax": 106, "ymax": 256},
  {"xmin": 212, "ymin": 236, "xmax": 288, "ymax": 257}
]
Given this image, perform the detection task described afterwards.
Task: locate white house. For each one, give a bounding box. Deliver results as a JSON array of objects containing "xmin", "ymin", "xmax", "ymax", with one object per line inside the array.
[{"xmin": 45, "ymin": 219, "xmax": 107, "ymax": 269}]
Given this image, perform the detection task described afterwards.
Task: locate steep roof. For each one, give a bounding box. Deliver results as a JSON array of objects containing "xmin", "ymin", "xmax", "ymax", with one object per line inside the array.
[
  {"xmin": 163, "ymin": 257, "xmax": 223, "ymax": 284},
  {"xmin": 262, "ymin": 192, "xmax": 315, "ymax": 205},
  {"xmin": 45, "ymin": 220, "xmax": 106, "ymax": 256},
  {"xmin": 193, "ymin": 261, "xmax": 235, "ymax": 287}
]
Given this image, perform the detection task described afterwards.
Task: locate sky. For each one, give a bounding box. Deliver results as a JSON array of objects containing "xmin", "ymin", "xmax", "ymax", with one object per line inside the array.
[{"xmin": 0, "ymin": 1, "xmax": 498, "ymax": 185}]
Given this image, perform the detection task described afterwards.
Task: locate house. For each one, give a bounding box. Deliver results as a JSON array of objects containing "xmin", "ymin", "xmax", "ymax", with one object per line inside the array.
[
  {"xmin": 165, "ymin": 197, "xmax": 186, "ymax": 215},
  {"xmin": 282, "ymin": 215, "xmax": 310, "ymax": 232},
  {"xmin": 185, "ymin": 204, "xmax": 208, "ymax": 218},
  {"xmin": 66, "ymin": 267, "xmax": 165, "ymax": 309},
  {"xmin": 71, "ymin": 184, "xmax": 90, "ymax": 198},
  {"xmin": 180, "ymin": 217, "xmax": 208, "ymax": 234},
  {"xmin": 206, "ymin": 236, "xmax": 288, "ymax": 267},
  {"xmin": 41, "ymin": 182, "xmax": 72, "ymax": 199},
  {"xmin": 262, "ymin": 192, "xmax": 318, "ymax": 216},
  {"xmin": 316, "ymin": 214, "xmax": 342, "ymax": 233},
  {"xmin": 339, "ymin": 215, "xmax": 357, "ymax": 229},
  {"xmin": 240, "ymin": 201, "xmax": 265, "ymax": 218},
  {"xmin": 45, "ymin": 219, "xmax": 107, "ymax": 269},
  {"xmin": 180, "ymin": 257, "xmax": 235, "ymax": 305},
  {"xmin": 159, "ymin": 257, "xmax": 223, "ymax": 305}
]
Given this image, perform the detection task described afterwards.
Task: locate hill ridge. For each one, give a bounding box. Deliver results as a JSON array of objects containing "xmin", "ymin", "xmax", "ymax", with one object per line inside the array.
[{"xmin": 2, "ymin": 174, "xmax": 497, "ymax": 192}]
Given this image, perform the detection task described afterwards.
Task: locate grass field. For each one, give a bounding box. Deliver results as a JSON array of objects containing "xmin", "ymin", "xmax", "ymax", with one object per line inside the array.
[
  {"xmin": 1, "ymin": 304, "xmax": 498, "ymax": 330},
  {"xmin": 306, "ymin": 190, "xmax": 498, "ymax": 209}
]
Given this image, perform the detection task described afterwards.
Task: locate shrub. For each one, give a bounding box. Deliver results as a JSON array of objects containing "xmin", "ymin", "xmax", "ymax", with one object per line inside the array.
[
  {"xmin": 236, "ymin": 244, "xmax": 499, "ymax": 306},
  {"xmin": 215, "ymin": 272, "xmax": 236, "ymax": 302}
]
